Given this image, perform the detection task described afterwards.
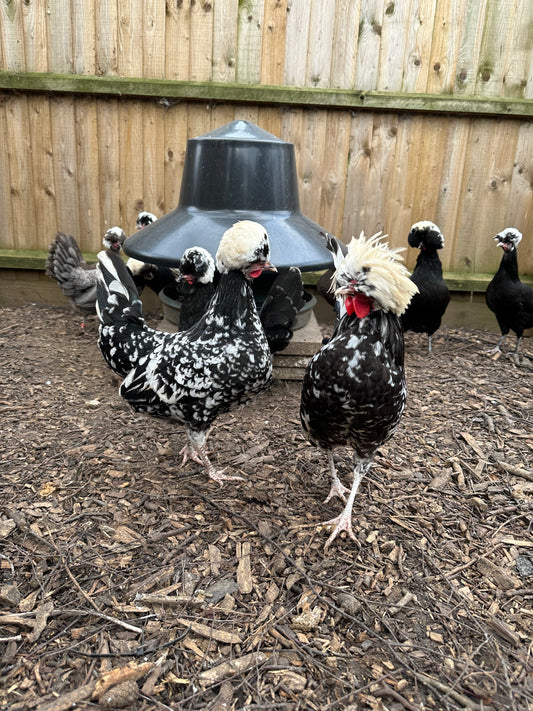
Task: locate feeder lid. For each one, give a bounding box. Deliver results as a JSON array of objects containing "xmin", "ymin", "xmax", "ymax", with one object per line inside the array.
[{"xmin": 124, "ymin": 120, "xmax": 334, "ymax": 271}]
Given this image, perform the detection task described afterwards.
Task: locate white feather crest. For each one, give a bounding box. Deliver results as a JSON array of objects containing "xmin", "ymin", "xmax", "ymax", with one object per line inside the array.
[
  {"xmin": 335, "ymin": 231, "xmax": 418, "ymax": 316},
  {"xmin": 216, "ymin": 220, "xmax": 270, "ymax": 273}
]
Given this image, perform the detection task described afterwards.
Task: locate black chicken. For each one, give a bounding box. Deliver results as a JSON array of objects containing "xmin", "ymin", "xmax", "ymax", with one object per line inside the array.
[
  {"xmin": 126, "ymin": 211, "xmax": 177, "ymax": 297},
  {"xmin": 401, "ymin": 221, "xmax": 450, "ymax": 352},
  {"xmin": 45, "ymin": 227, "xmax": 126, "ymax": 327},
  {"xmin": 485, "ymin": 227, "xmax": 533, "ymax": 354},
  {"xmin": 300, "ymin": 231, "xmax": 418, "ymax": 549},
  {"xmin": 259, "ymin": 266, "xmax": 306, "ymax": 353},
  {"xmin": 96, "ymin": 220, "xmax": 276, "ymax": 483},
  {"xmin": 172, "ymin": 247, "xmax": 305, "ymax": 353},
  {"xmin": 170, "ymin": 247, "xmax": 219, "ymax": 331}
]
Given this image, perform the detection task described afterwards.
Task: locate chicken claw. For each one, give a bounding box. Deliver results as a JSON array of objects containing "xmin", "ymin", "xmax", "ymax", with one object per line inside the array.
[
  {"xmin": 324, "ymin": 474, "xmax": 350, "ymax": 503},
  {"xmin": 322, "ymin": 513, "xmax": 361, "ymax": 551}
]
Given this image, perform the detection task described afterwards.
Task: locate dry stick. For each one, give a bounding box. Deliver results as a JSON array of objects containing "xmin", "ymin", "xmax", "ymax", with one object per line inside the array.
[
  {"xmin": 491, "ymin": 456, "xmax": 533, "ymax": 482},
  {"xmin": 411, "ymin": 671, "xmax": 490, "ymax": 711},
  {"xmin": 376, "ymin": 681, "xmax": 424, "ymax": 711},
  {"xmin": 54, "ymin": 608, "xmax": 143, "ymax": 635}
]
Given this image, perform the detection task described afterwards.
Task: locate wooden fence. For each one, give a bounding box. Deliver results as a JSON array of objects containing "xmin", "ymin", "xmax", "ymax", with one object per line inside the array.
[{"xmin": 1, "ymin": 0, "xmax": 532, "ymax": 285}]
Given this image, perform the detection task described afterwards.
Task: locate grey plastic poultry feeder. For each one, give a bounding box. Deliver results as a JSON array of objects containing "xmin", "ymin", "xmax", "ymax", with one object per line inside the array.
[{"xmin": 123, "ymin": 120, "xmax": 334, "ymax": 272}]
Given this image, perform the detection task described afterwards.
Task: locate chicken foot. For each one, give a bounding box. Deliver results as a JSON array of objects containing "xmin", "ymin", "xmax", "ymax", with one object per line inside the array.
[
  {"xmin": 323, "ymin": 451, "xmax": 350, "ymax": 503},
  {"xmin": 322, "ymin": 459, "xmax": 371, "ymax": 550},
  {"xmin": 182, "ymin": 429, "xmax": 244, "ymax": 484}
]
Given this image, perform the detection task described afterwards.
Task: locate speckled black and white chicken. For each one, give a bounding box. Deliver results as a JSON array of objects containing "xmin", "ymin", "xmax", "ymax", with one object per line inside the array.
[
  {"xmin": 300, "ymin": 232, "xmax": 418, "ymax": 549},
  {"xmin": 171, "ymin": 246, "xmax": 304, "ymax": 353},
  {"xmin": 96, "ymin": 220, "xmax": 275, "ymax": 483},
  {"xmin": 401, "ymin": 221, "xmax": 450, "ymax": 352},
  {"xmin": 485, "ymin": 227, "xmax": 533, "ymax": 354},
  {"xmin": 45, "ymin": 227, "xmax": 126, "ymax": 328}
]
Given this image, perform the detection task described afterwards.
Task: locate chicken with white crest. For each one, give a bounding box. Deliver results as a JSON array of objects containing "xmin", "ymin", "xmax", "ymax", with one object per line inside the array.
[
  {"xmin": 300, "ymin": 231, "xmax": 418, "ymax": 549},
  {"xmin": 485, "ymin": 227, "xmax": 533, "ymax": 355},
  {"xmin": 96, "ymin": 220, "xmax": 275, "ymax": 483}
]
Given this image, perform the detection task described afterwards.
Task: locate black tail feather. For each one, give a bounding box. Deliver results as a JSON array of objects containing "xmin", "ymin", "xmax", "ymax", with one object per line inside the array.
[{"xmin": 260, "ymin": 267, "xmax": 305, "ymax": 353}]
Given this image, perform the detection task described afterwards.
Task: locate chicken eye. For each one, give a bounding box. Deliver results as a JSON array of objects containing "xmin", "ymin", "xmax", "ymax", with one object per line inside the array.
[{"xmin": 362, "ymin": 266, "xmax": 370, "ymax": 273}]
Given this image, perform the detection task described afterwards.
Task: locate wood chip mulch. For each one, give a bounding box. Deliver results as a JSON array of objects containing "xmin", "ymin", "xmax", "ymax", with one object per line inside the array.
[{"xmin": 0, "ymin": 304, "xmax": 532, "ymax": 711}]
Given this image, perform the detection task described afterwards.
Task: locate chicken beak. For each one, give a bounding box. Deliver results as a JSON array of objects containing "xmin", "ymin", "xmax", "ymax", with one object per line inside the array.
[{"xmin": 261, "ymin": 262, "xmax": 278, "ymax": 273}]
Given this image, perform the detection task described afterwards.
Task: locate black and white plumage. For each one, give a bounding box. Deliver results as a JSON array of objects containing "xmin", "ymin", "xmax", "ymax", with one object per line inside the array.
[
  {"xmin": 171, "ymin": 247, "xmax": 305, "ymax": 353},
  {"xmin": 300, "ymin": 232, "xmax": 418, "ymax": 549},
  {"xmin": 126, "ymin": 212, "xmax": 177, "ymax": 297},
  {"xmin": 96, "ymin": 220, "xmax": 275, "ymax": 483},
  {"xmin": 136, "ymin": 211, "xmax": 158, "ymax": 229},
  {"xmin": 401, "ymin": 220, "xmax": 450, "ymax": 352},
  {"xmin": 171, "ymin": 247, "xmax": 219, "ymax": 331},
  {"xmin": 45, "ymin": 227, "xmax": 126, "ymax": 327},
  {"xmin": 485, "ymin": 227, "xmax": 533, "ymax": 354}
]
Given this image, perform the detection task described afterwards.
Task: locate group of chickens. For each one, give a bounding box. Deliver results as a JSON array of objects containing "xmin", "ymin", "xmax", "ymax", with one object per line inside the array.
[{"xmin": 46, "ymin": 216, "xmax": 533, "ymax": 550}]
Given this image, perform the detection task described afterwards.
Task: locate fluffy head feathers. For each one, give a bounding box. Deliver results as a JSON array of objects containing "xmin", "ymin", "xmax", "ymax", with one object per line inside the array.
[
  {"xmin": 494, "ymin": 227, "xmax": 522, "ymax": 252},
  {"xmin": 216, "ymin": 220, "xmax": 271, "ymax": 274},
  {"xmin": 408, "ymin": 221, "xmax": 445, "ymax": 250},
  {"xmin": 176, "ymin": 247, "xmax": 216, "ymax": 285},
  {"xmin": 102, "ymin": 227, "xmax": 126, "ymax": 251},
  {"xmin": 136, "ymin": 211, "xmax": 157, "ymax": 229},
  {"xmin": 334, "ymin": 231, "xmax": 418, "ymax": 316}
]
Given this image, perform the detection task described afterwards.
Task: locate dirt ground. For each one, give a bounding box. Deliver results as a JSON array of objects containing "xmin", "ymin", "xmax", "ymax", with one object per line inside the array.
[{"xmin": 0, "ymin": 303, "xmax": 532, "ymax": 711}]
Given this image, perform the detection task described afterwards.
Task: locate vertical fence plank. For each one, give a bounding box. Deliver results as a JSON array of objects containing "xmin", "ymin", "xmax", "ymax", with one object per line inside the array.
[
  {"xmin": 21, "ymin": 0, "xmax": 48, "ymax": 72},
  {"xmin": 236, "ymin": 0, "xmax": 265, "ymax": 84},
  {"xmin": 284, "ymin": 0, "xmax": 311, "ymax": 86},
  {"xmin": 505, "ymin": 123, "xmax": 533, "ymax": 245},
  {"xmin": 342, "ymin": 112, "xmax": 377, "ymax": 240},
  {"xmin": 97, "ymin": 99, "xmax": 121, "ymax": 233},
  {"xmin": 401, "ymin": 0, "xmax": 437, "ymax": 93},
  {"xmin": 354, "ymin": 0, "xmax": 386, "ymax": 90},
  {"xmin": 306, "ymin": 0, "xmax": 335, "ymax": 87},
  {"xmin": 213, "ymin": 0, "xmax": 239, "ymax": 83},
  {"xmin": 426, "ymin": 0, "xmax": 464, "ymax": 94},
  {"xmin": 5, "ymin": 95, "xmax": 36, "ymax": 248},
  {"xmin": 72, "ymin": 2, "xmax": 96, "ymax": 74},
  {"xmin": 261, "ymin": 0, "xmax": 287, "ymax": 85},
  {"xmin": 190, "ymin": 0, "xmax": 214, "ymax": 81},
  {"xmin": 319, "ymin": 111, "xmax": 351, "ymax": 236},
  {"xmin": 95, "ymin": 0, "xmax": 118, "ymax": 75},
  {"xmin": 379, "ymin": 0, "xmax": 411, "ymax": 91},
  {"xmin": 165, "ymin": 0, "xmax": 191, "ymax": 80},
  {"xmin": 330, "ymin": 0, "xmax": 361, "ymax": 89},
  {"xmin": 75, "ymin": 97, "xmax": 102, "ymax": 250},
  {"xmin": 27, "ymin": 96, "xmax": 57, "ymax": 250},
  {"xmin": 454, "ymin": 0, "xmax": 487, "ymax": 96}
]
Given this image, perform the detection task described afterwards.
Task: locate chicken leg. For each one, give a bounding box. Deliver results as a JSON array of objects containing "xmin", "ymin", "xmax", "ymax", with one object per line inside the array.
[{"xmin": 322, "ymin": 458, "xmax": 371, "ymax": 550}]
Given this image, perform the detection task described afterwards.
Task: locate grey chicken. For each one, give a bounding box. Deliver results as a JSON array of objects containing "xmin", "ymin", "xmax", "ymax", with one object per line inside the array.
[{"xmin": 45, "ymin": 227, "xmax": 126, "ymax": 328}]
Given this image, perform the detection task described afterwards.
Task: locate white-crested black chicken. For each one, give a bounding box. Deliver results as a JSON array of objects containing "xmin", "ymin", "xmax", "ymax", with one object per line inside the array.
[
  {"xmin": 485, "ymin": 227, "xmax": 533, "ymax": 354},
  {"xmin": 126, "ymin": 211, "xmax": 177, "ymax": 297},
  {"xmin": 45, "ymin": 227, "xmax": 126, "ymax": 327},
  {"xmin": 169, "ymin": 247, "xmax": 219, "ymax": 331},
  {"xmin": 300, "ymin": 231, "xmax": 418, "ymax": 549},
  {"xmin": 171, "ymin": 247, "xmax": 305, "ymax": 353},
  {"xmin": 401, "ymin": 220, "xmax": 450, "ymax": 352},
  {"xmin": 96, "ymin": 220, "xmax": 275, "ymax": 483}
]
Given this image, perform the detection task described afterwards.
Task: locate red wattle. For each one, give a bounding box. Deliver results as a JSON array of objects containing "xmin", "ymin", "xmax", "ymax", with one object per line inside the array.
[
  {"xmin": 345, "ymin": 294, "xmax": 372, "ymax": 318},
  {"xmin": 249, "ymin": 267, "xmax": 263, "ymax": 279}
]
